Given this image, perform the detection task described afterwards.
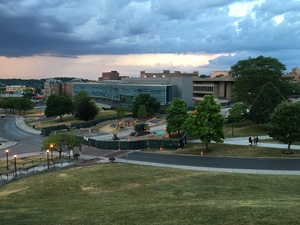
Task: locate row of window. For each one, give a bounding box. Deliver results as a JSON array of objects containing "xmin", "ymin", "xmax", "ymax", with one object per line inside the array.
[
  {"xmin": 73, "ymin": 83, "xmax": 175, "ymax": 105},
  {"xmin": 193, "ymin": 86, "xmax": 214, "ymax": 92}
]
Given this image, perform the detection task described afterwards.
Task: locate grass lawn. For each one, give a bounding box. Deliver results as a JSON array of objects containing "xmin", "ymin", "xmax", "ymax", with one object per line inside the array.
[
  {"xmin": 0, "ymin": 163, "xmax": 300, "ymax": 225},
  {"xmin": 146, "ymin": 143, "xmax": 300, "ymax": 158},
  {"xmin": 25, "ymin": 109, "xmax": 120, "ymax": 129},
  {"xmin": 224, "ymin": 120, "xmax": 268, "ymax": 137}
]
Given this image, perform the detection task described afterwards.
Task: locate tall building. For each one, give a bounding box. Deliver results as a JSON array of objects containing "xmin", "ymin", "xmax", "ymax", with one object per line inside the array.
[
  {"xmin": 192, "ymin": 76, "xmax": 234, "ymax": 104},
  {"xmin": 44, "ymin": 79, "xmax": 62, "ymax": 98},
  {"xmin": 100, "ymin": 71, "xmax": 120, "ymax": 80}
]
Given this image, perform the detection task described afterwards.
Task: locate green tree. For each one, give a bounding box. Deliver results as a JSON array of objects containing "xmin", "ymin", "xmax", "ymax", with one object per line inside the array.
[
  {"xmin": 137, "ymin": 104, "xmax": 148, "ymax": 118},
  {"xmin": 183, "ymin": 95, "xmax": 225, "ymax": 152},
  {"xmin": 116, "ymin": 106, "xmax": 126, "ymax": 120},
  {"xmin": 231, "ymin": 55, "xmax": 289, "ymax": 106},
  {"xmin": 249, "ymin": 82, "xmax": 285, "ymax": 125},
  {"xmin": 42, "ymin": 132, "xmax": 82, "ymax": 159},
  {"xmin": 267, "ymin": 101, "xmax": 300, "ymax": 154},
  {"xmin": 14, "ymin": 98, "xmax": 34, "ymax": 115},
  {"xmin": 22, "ymin": 88, "xmax": 34, "ymax": 99},
  {"xmin": 73, "ymin": 91, "xmax": 89, "ymax": 109},
  {"xmin": 45, "ymin": 94, "xmax": 74, "ymax": 121},
  {"xmin": 132, "ymin": 93, "xmax": 160, "ymax": 117},
  {"xmin": 74, "ymin": 97, "xmax": 99, "ymax": 121},
  {"xmin": 166, "ymin": 98, "xmax": 188, "ymax": 136},
  {"xmin": 227, "ymin": 103, "xmax": 248, "ymax": 136}
]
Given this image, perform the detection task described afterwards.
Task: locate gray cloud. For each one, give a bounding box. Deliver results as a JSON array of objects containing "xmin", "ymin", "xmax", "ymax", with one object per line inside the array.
[{"xmin": 0, "ymin": 0, "xmax": 299, "ymax": 71}]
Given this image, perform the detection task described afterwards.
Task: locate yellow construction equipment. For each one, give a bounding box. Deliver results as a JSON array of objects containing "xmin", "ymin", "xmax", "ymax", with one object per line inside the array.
[
  {"xmin": 112, "ymin": 121, "xmax": 124, "ymax": 140},
  {"xmin": 130, "ymin": 121, "xmax": 150, "ymax": 136},
  {"xmin": 112, "ymin": 120, "xmax": 151, "ymax": 140}
]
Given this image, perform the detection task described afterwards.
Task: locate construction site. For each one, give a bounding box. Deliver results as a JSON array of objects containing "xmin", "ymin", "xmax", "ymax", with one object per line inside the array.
[{"xmin": 74, "ymin": 116, "xmax": 169, "ymax": 142}]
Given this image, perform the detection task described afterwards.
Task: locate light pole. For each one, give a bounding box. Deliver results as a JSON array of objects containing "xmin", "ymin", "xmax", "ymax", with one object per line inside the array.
[
  {"xmin": 14, "ymin": 155, "xmax": 17, "ymax": 177},
  {"xmin": 50, "ymin": 144, "xmax": 53, "ymax": 162},
  {"xmin": 46, "ymin": 149, "xmax": 50, "ymax": 169},
  {"xmin": 5, "ymin": 149, "xmax": 9, "ymax": 170}
]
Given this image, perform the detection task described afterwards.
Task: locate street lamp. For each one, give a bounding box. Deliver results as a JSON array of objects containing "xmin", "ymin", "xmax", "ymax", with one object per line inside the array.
[
  {"xmin": 46, "ymin": 149, "xmax": 50, "ymax": 169},
  {"xmin": 14, "ymin": 155, "xmax": 17, "ymax": 177},
  {"xmin": 5, "ymin": 149, "xmax": 9, "ymax": 170},
  {"xmin": 50, "ymin": 144, "xmax": 53, "ymax": 162}
]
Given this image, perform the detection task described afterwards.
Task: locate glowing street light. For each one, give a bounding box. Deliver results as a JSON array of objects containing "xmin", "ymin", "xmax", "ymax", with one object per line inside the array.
[
  {"xmin": 46, "ymin": 149, "xmax": 50, "ymax": 169},
  {"xmin": 5, "ymin": 149, "xmax": 9, "ymax": 170},
  {"xmin": 50, "ymin": 144, "xmax": 54, "ymax": 162}
]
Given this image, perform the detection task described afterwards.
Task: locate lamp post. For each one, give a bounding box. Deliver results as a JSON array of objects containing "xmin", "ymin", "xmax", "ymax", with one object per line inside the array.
[
  {"xmin": 5, "ymin": 149, "xmax": 9, "ymax": 170},
  {"xmin": 46, "ymin": 149, "xmax": 50, "ymax": 169},
  {"xmin": 50, "ymin": 144, "xmax": 53, "ymax": 162},
  {"xmin": 14, "ymin": 155, "xmax": 17, "ymax": 177}
]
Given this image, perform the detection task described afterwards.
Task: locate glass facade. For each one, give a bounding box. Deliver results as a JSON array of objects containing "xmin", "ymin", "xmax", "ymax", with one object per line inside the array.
[{"xmin": 73, "ymin": 83, "xmax": 176, "ymax": 107}]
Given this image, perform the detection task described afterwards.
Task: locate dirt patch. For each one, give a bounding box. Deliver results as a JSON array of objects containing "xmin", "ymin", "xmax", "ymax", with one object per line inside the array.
[{"xmin": 74, "ymin": 116, "xmax": 167, "ymax": 140}]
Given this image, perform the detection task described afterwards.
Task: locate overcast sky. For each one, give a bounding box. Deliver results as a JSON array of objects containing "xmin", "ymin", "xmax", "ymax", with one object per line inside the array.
[{"xmin": 0, "ymin": 0, "xmax": 299, "ymax": 80}]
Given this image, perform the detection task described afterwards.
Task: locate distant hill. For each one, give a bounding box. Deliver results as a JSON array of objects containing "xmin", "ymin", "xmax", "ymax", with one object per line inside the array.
[
  {"xmin": 0, "ymin": 77, "xmax": 91, "ymax": 90},
  {"xmin": 0, "ymin": 78, "xmax": 46, "ymax": 89}
]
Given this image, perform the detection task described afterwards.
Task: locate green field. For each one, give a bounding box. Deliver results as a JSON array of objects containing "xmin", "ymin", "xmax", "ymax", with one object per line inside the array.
[
  {"xmin": 150, "ymin": 143, "xmax": 300, "ymax": 158},
  {"xmin": 1, "ymin": 163, "xmax": 300, "ymax": 225}
]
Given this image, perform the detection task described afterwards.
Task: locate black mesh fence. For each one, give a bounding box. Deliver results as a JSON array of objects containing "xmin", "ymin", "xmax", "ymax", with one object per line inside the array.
[
  {"xmin": 41, "ymin": 125, "xmax": 70, "ymax": 137},
  {"xmin": 76, "ymin": 133, "xmax": 187, "ymax": 150}
]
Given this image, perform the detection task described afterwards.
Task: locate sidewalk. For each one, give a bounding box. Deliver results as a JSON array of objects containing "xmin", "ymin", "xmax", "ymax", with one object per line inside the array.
[
  {"xmin": 189, "ymin": 135, "xmax": 300, "ymax": 150},
  {"xmin": 15, "ymin": 116, "xmax": 41, "ymax": 135}
]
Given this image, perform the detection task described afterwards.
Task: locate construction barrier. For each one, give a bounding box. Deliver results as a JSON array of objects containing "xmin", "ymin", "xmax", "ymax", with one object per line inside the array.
[{"xmin": 77, "ymin": 132, "xmax": 187, "ymax": 150}]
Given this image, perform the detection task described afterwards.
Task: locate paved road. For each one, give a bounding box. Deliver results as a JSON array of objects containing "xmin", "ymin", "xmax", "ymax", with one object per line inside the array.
[
  {"xmin": 0, "ymin": 115, "xmax": 43, "ymax": 158},
  {"xmin": 117, "ymin": 151, "xmax": 300, "ymax": 175}
]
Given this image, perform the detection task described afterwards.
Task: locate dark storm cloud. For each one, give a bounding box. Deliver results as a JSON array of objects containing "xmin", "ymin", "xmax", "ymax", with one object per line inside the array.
[{"xmin": 0, "ymin": 0, "xmax": 299, "ymax": 72}]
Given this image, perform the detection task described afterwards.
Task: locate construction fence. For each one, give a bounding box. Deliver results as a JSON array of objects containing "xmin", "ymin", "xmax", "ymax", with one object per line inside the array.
[{"xmin": 79, "ymin": 133, "xmax": 187, "ymax": 150}]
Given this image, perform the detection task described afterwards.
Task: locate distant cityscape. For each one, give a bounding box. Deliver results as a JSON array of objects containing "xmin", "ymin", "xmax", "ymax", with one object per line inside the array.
[{"xmin": 1, "ymin": 67, "xmax": 299, "ymax": 110}]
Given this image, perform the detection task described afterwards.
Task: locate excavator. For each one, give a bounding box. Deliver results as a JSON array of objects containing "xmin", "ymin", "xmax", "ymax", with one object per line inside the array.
[
  {"xmin": 112, "ymin": 120, "xmax": 151, "ymax": 140},
  {"xmin": 129, "ymin": 121, "xmax": 151, "ymax": 136},
  {"xmin": 112, "ymin": 121, "xmax": 124, "ymax": 140}
]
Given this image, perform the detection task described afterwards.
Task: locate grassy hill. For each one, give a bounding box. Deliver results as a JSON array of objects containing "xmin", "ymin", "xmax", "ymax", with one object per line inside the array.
[{"xmin": 1, "ymin": 163, "xmax": 299, "ymax": 225}]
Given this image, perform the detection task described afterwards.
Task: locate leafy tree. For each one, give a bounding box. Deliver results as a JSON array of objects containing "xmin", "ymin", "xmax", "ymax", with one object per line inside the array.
[
  {"xmin": 14, "ymin": 98, "xmax": 34, "ymax": 115},
  {"xmin": 231, "ymin": 55, "xmax": 289, "ymax": 106},
  {"xmin": 45, "ymin": 94, "xmax": 74, "ymax": 121},
  {"xmin": 137, "ymin": 104, "xmax": 148, "ymax": 118},
  {"xmin": 22, "ymin": 88, "xmax": 34, "ymax": 99},
  {"xmin": 34, "ymin": 88, "xmax": 42, "ymax": 95},
  {"xmin": 73, "ymin": 91, "xmax": 89, "ymax": 109},
  {"xmin": 227, "ymin": 103, "xmax": 248, "ymax": 136},
  {"xmin": 42, "ymin": 132, "xmax": 82, "ymax": 159},
  {"xmin": 116, "ymin": 106, "xmax": 126, "ymax": 120},
  {"xmin": 132, "ymin": 93, "xmax": 160, "ymax": 117},
  {"xmin": 183, "ymin": 95, "xmax": 225, "ymax": 152},
  {"xmin": 166, "ymin": 98, "xmax": 188, "ymax": 136},
  {"xmin": 268, "ymin": 101, "xmax": 300, "ymax": 154},
  {"xmin": 249, "ymin": 82, "xmax": 285, "ymax": 125},
  {"xmin": 74, "ymin": 97, "xmax": 99, "ymax": 121}
]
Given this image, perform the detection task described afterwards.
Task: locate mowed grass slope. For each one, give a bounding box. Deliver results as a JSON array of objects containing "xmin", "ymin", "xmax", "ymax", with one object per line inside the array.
[{"xmin": 1, "ymin": 163, "xmax": 300, "ymax": 225}]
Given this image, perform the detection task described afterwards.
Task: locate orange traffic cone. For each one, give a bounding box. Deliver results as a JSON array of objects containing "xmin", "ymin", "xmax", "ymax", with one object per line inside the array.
[{"xmin": 200, "ymin": 151, "xmax": 204, "ymax": 156}]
